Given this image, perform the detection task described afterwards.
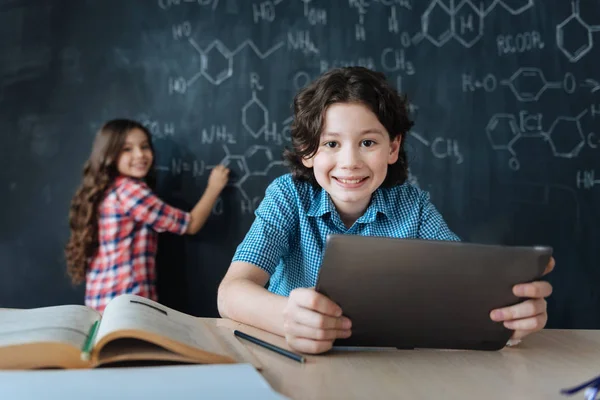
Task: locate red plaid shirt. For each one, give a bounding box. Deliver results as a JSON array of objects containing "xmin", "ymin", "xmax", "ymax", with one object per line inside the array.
[{"xmin": 86, "ymin": 176, "xmax": 190, "ymax": 312}]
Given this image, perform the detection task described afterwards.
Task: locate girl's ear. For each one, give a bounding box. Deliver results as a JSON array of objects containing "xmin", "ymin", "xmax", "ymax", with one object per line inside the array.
[{"xmin": 388, "ymin": 135, "xmax": 401, "ymax": 164}]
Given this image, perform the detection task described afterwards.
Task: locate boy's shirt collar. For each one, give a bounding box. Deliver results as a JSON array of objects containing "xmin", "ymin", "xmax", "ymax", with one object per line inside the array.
[
  {"xmin": 306, "ymin": 186, "xmax": 391, "ymax": 223},
  {"xmin": 356, "ymin": 189, "xmax": 389, "ymax": 223},
  {"xmin": 307, "ymin": 187, "xmax": 335, "ymax": 217}
]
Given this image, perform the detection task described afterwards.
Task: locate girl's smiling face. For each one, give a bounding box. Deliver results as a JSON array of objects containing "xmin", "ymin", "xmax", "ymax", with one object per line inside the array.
[{"xmin": 116, "ymin": 128, "xmax": 154, "ymax": 179}]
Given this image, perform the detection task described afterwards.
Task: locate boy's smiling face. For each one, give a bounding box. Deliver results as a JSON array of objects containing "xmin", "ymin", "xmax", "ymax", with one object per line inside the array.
[{"xmin": 302, "ymin": 102, "xmax": 401, "ymax": 225}]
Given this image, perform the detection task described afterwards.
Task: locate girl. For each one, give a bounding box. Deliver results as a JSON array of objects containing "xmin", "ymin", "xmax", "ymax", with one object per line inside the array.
[{"xmin": 65, "ymin": 119, "xmax": 229, "ymax": 312}]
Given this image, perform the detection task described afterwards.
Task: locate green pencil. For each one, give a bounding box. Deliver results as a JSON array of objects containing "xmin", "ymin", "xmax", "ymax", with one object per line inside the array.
[{"xmin": 80, "ymin": 320, "xmax": 100, "ymax": 361}]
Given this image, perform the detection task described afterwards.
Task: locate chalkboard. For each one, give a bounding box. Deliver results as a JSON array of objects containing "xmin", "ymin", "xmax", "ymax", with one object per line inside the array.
[{"xmin": 1, "ymin": 0, "xmax": 599, "ymax": 329}]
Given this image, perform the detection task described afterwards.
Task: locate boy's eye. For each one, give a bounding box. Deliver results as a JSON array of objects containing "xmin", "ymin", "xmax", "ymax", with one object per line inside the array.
[
  {"xmin": 362, "ymin": 140, "xmax": 375, "ymax": 147},
  {"xmin": 141, "ymin": 144, "xmax": 151, "ymax": 150},
  {"xmin": 324, "ymin": 141, "xmax": 338, "ymax": 148},
  {"xmin": 122, "ymin": 147, "xmax": 132, "ymax": 152}
]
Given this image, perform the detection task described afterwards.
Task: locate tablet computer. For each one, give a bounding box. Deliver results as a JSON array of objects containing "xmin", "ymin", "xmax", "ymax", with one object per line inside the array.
[{"xmin": 315, "ymin": 235, "xmax": 553, "ymax": 351}]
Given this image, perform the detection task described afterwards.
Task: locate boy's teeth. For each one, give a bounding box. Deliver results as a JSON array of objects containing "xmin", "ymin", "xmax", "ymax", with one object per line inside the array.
[{"xmin": 338, "ymin": 178, "xmax": 363, "ymax": 184}]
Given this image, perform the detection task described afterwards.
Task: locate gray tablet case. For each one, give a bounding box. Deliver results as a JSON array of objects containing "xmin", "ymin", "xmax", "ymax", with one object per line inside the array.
[{"xmin": 315, "ymin": 235, "xmax": 553, "ymax": 351}]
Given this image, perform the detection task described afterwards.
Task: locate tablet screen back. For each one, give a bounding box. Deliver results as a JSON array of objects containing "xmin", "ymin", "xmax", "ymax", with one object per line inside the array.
[{"xmin": 315, "ymin": 235, "xmax": 552, "ymax": 351}]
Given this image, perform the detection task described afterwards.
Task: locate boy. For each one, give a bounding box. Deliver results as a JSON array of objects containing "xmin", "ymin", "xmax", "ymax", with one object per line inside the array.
[{"xmin": 217, "ymin": 67, "xmax": 554, "ymax": 354}]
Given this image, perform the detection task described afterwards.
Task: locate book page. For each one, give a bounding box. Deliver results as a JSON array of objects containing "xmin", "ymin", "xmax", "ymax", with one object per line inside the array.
[
  {"xmin": 0, "ymin": 305, "xmax": 100, "ymax": 349},
  {"xmin": 95, "ymin": 295, "xmax": 226, "ymax": 353}
]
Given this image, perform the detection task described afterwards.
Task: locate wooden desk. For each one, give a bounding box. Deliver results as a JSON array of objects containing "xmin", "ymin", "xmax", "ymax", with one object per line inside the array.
[{"xmin": 215, "ymin": 319, "xmax": 600, "ymax": 400}]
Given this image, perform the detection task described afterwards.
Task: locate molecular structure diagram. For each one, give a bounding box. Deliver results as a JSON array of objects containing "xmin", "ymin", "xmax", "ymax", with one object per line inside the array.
[
  {"xmin": 408, "ymin": 131, "xmax": 464, "ymax": 164},
  {"xmin": 241, "ymin": 90, "xmax": 293, "ymax": 141},
  {"xmin": 157, "ymin": 145, "xmax": 286, "ymax": 207},
  {"xmin": 168, "ymin": 21, "xmax": 283, "ymax": 94},
  {"xmin": 421, "ymin": 0, "xmax": 534, "ymax": 48},
  {"xmin": 501, "ymin": 68, "xmax": 576, "ymax": 101},
  {"xmin": 485, "ymin": 109, "xmax": 588, "ymax": 170},
  {"xmin": 217, "ymin": 145, "xmax": 286, "ymax": 206},
  {"xmin": 556, "ymin": 0, "xmax": 600, "ymax": 63},
  {"xmin": 499, "ymin": 67, "xmax": 598, "ymax": 102}
]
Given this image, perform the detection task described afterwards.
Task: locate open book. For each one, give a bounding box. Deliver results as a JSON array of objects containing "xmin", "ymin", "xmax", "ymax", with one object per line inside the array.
[{"xmin": 0, "ymin": 294, "xmax": 261, "ymax": 370}]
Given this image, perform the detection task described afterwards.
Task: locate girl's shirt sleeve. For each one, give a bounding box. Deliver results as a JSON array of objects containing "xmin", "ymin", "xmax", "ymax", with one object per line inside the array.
[{"xmin": 116, "ymin": 177, "xmax": 191, "ymax": 235}]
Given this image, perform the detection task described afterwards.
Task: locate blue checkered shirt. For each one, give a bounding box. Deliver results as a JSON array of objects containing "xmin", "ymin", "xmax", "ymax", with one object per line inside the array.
[{"xmin": 232, "ymin": 173, "xmax": 460, "ymax": 297}]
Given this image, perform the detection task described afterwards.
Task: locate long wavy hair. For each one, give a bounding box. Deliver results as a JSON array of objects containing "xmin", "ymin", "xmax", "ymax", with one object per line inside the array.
[{"xmin": 65, "ymin": 119, "xmax": 156, "ymax": 285}]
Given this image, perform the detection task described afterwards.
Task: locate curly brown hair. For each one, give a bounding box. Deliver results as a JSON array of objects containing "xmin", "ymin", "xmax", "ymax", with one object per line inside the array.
[
  {"xmin": 64, "ymin": 119, "xmax": 156, "ymax": 285},
  {"xmin": 283, "ymin": 66, "xmax": 414, "ymax": 188}
]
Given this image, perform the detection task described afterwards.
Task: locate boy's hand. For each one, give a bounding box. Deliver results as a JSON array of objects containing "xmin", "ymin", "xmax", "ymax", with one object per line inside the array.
[
  {"xmin": 283, "ymin": 288, "xmax": 352, "ymax": 354},
  {"xmin": 207, "ymin": 164, "xmax": 230, "ymax": 193},
  {"xmin": 490, "ymin": 257, "xmax": 555, "ymax": 342}
]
